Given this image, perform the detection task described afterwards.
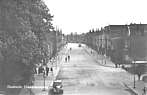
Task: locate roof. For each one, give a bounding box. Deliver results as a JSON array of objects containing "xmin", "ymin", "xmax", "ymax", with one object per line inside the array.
[
  {"xmin": 54, "ymin": 80, "xmax": 62, "ymax": 83},
  {"xmin": 49, "ymin": 80, "xmax": 62, "ymax": 86}
]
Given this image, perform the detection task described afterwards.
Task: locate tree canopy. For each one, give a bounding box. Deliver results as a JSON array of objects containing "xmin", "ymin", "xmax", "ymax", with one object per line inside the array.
[{"xmin": 0, "ymin": 0, "xmax": 56, "ymax": 87}]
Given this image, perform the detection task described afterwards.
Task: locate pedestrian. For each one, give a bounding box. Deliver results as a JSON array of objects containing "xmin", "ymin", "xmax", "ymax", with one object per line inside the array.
[
  {"xmin": 70, "ymin": 48, "xmax": 72, "ymax": 51},
  {"xmin": 50, "ymin": 67, "xmax": 53, "ymax": 72},
  {"xmin": 46, "ymin": 66, "xmax": 49, "ymax": 76},
  {"xmin": 143, "ymin": 87, "xmax": 146, "ymax": 95},
  {"xmin": 65, "ymin": 57, "xmax": 67, "ymax": 62},
  {"xmin": 50, "ymin": 67, "xmax": 53, "ymax": 76},
  {"xmin": 38, "ymin": 66, "xmax": 42, "ymax": 74},
  {"xmin": 36, "ymin": 67, "xmax": 39, "ymax": 75},
  {"xmin": 68, "ymin": 55, "xmax": 70, "ymax": 61},
  {"xmin": 43, "ymin": 69, "xmax": 45, "ymax": 77},
  {"xmin": 43, "ymin": 66, "xmax": 46, "ymax": 76}
]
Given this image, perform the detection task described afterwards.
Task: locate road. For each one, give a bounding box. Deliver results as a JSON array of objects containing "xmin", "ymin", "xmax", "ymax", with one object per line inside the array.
[{"xmin": 56, "ymin": 43, "xmax": 132, "ymax": 95}]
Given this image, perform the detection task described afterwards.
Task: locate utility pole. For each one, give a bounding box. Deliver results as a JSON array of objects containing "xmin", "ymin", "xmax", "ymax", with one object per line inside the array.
[
  {"xmin": 42, "ymin": 67, "xmax": 46, "ymax": 91},
  {"xmin": 128, "ymin": 25, "xmax": 136, "ymax": 88},
  {"xmin": 133, "ymin": 61, "xmax": 136, "ymax": 88},
  {"xmin": 55, "ymin": 26, "xmax": 58, "ymax": 68},
  {"xmin": 104, "ymin": 32, "xmax": 107, "ymax": 64}
]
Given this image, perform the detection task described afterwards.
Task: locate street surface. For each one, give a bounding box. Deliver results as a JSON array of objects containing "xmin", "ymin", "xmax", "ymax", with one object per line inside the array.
[{"xmin": 56, "ymin": 43, "xmax": 133, "ymax": 95}]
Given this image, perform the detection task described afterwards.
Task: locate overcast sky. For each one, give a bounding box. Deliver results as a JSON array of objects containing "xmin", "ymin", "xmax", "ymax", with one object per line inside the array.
[{"xmin": 44, "ymin": 0, "xmax": 147, "ymax": 34}]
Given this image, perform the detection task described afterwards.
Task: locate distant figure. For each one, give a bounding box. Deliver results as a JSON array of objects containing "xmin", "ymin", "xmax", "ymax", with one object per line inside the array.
[
  {"xmin": 50, "ymin": 67, "xmax": 53, "ymax": 72},
  {"xmin": 143, "ymin": 87, "xmax": 146, "ymax": 95},
  {"xmin": 65, "ymin": 57, "xmax": 67, "ymax": 62},
  {"xmin": 42, "ymin": 66, "xmax": 46, "ymax": 76},
  {"xmin": 70, "ymin": 48, "xmax": 72, "ymax": 51},
  {"xmin": 50, "ymin": 67, "xmax": 53, "ymax": 75},
  {"xmin": 39, "ymin": 66, "xmax": 43, "ymax": 74},
  {"xmin": 67, "ymin": 55, "xmax": 70, "ymax": 61},
  {"xmin": 46, "ymin": 66, "xmax": 49, "ymax": 76},
  {"xmin": 36, "ymin": 67, "xmax": 39, "ymax": 75}
]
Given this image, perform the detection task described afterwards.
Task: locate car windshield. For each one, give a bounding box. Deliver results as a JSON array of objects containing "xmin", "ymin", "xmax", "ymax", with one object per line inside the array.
[{"xmin": 54, "ymin": 82, "xmax": 61, "ymax": 86}]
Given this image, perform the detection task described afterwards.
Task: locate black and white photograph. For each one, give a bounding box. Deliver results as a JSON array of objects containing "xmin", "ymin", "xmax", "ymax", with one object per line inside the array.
[{"xmin": 0, "ymin": 0, "xmax": 147, "ymax": 95}]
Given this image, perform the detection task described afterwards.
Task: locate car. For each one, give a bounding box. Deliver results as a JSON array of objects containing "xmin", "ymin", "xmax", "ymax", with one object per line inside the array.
[
  {"xmin": 48, "ymin": 80, "xmax": 63, "ymax": 95},
  {"xmin": 141, "ymin": 74, "xmax": 147, "ymax": 83},
  {"xmin": 0, "ymin": 91, "xmax": 5, "ymax": 95}
]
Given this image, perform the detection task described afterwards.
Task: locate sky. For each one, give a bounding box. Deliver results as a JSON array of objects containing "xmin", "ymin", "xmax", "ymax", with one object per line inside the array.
[{"xmin": 44, "ymin": 0, "xmax": 147, "ymax": 34}]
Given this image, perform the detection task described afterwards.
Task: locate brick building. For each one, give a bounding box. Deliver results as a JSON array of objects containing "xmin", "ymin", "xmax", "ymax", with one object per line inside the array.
[{"xmin": 105, "ymin": 24, "xmax": 147, "ymax": 63}]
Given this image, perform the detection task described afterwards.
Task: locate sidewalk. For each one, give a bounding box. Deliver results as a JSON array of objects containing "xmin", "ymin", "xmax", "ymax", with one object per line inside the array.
[
  {"xmin": 124, "ymin": 80, "xmax": 147, "ymax": 95},
  {"xmin": 30, "ymin": 66, "xmax": 60, "ymax": 95},
  {"xmin": 18, "ymin": 65, "xmax": 61, "ymax": 95},
  {"xmin": 18, "ymin": 46, "xmax": 68, "ymax": 95},
  {"xmin": 83, "ymin": 46, "xmax": 115, "ymax": 68},
  {"xmin": 84, "ymin": 45, "xmax": 147, "ymax": 95}
]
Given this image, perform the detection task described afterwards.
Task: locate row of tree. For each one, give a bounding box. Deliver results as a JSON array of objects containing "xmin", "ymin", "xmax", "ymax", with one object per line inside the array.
[{"xmin": 0, "ymin": 0, "xmax": 64, "ymax": 88}]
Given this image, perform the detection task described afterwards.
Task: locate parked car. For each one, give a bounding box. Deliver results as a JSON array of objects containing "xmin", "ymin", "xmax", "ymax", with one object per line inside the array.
[
  {"xmin": 141, "ymin": 74, "xmax": 147, "ymax": 83},
  {"xmin": 0, "ymin": 91, "xmax": 5, "ymax": 95},
  {"xmin": 48, "ymin": 80, "xmax": 63, "ymax": 95}
]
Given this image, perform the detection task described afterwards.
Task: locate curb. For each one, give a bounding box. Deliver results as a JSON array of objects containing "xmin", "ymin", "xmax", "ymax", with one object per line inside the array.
[
  {"xmin": 19, "ymin": 88, "xmax": 35, "ymax": 95},
  {"xmin": 83, "ymin": 46, "xmax": 116, "ymax": 68},
  {"xmin": 123, "ymin": 83, "xmax": 139, "ymax": 95}
]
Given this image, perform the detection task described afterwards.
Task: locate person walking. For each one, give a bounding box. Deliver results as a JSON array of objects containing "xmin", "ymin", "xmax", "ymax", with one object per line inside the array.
[
  {"xmin": 46, "ymin": 66, "xmax": 49, "ymax": 76},
  {"xmin": 68, "ymin": 55, "xmax": 70, "ymax": 62},
  {"xmin": 50, "ymin": 67, "xmax": 53, "ymax": 76},
  {"xmin": 143, "ymin": 87, "xmax": 146, "ymax": 95},
  {"xmin": 36, "ymin": 67, "xmax": 39, "ymax": 75},
  {"xmin": 65, "ymin": 57, "xmax": 67, "ymax": 62},
  {"xmin": 43, "ymin": 66, "xmax": 46, "ymax": 76},
  {"xmin": 38, "ymin": 66, "xmax": 43, "ymax": 74}
]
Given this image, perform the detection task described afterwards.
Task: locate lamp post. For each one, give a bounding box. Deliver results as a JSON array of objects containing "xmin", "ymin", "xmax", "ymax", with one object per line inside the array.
[
  {"xmin": 133, "ymin": 61, "xmax": 136, "ymax": 88},
  {"xmin": 104, "ymin": 34, "xmax": 107, "ymax": 64},
  {"xmin": 42, "ymin": 66, "xmax": 46, "ymax": 91},
  {"xmin": 55, "ymin": 28, "xmax": 58, "ymax": 68},
  {"xmin": 128, "ymin": 25, "xmax": 136, "ymax": 88}
]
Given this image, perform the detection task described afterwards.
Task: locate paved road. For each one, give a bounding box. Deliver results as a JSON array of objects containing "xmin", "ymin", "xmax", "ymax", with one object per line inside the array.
[{"xmin": 56, "ymin": 43, "xmax": 132, "ymax": 95}]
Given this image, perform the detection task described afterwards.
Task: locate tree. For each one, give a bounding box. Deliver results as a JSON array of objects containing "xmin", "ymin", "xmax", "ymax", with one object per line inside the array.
[{"xmin": 0, "ymin": 0, "xmax": 55, "ymax": 88}]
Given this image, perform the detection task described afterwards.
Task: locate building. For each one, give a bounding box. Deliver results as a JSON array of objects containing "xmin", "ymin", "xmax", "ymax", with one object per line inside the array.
[{"xmin": 105, "ymin": 24, "xmax": 147, "ymax": 64}]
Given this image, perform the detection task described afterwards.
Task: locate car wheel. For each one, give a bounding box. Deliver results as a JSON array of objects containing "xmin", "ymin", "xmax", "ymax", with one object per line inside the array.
[
  {"xmin": 59, "ymin": 89, "xmax": 63, "ymax": 94},
  {"xmin": 48, "ymin": 88, "xmax": 54, "ymax": 95}
]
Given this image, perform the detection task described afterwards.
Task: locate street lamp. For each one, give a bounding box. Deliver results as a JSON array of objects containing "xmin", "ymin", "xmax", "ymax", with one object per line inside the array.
[
  {"xmin": 104, "ymin": 34, "xmax": 107, "ymax": 64},
  {"xmin": 55, "ymin": 27, "xmax": 58, "ymax": 68},
  {"xmin": 133, "ymin": 61, "xmax": 136, "ymax": 88},
  {"xmin": 128, "ymin": 25, "xmax": 136, "ymax": 88},
  {"xmin": 42, "ymin": 67, "xmax": 46, "ymax": 91}
]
